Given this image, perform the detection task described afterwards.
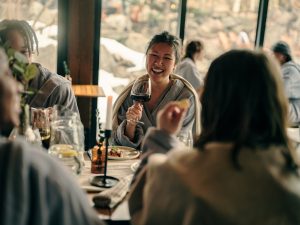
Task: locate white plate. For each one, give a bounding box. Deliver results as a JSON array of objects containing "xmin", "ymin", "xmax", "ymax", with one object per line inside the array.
[
  {"xmin": 130, "ymin": 161, "xmax": 140, "ymax": 172},
  {"xmin": 108, "ymin": 146, "xmax": 140, "ymax": 160}
]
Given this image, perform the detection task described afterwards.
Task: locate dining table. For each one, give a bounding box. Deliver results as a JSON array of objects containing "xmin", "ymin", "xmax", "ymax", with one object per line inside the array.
[{"xmin": 77, "ymin": 151, "xmax": 140, "ymax": 223}]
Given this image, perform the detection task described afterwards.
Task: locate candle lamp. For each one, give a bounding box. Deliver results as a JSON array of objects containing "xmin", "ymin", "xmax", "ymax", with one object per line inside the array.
[{"xmin": 90, "ymin": 96, "xmax": 119, "ymax": 188}]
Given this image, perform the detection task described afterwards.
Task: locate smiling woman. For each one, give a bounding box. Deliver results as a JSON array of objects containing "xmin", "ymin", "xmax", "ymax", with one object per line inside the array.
[{"xmin": 112, "ymin": 31, "xmax": 201, "ymax": 150}]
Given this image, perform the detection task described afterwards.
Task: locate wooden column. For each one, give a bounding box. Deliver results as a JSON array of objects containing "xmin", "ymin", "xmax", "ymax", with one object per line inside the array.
[{"xmin": 66, "ymin": 0, "xmax": 98, "ymax": 148}]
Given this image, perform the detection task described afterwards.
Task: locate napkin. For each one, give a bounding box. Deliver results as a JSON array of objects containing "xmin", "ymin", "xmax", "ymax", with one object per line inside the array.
[{"xmin": 93, "ymin": 175, "xmax": 133, "ymax": 208}]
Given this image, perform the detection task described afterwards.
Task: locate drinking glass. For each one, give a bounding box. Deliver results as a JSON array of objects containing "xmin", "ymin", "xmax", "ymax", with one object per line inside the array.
[
  {"xmin": 130, "ymin": 77, "xmax": 151, "ymax": 102},
  {"xmin": 177, "ymin": 130, "xmax": 193, "ymax": 148},
  {"xmin": 31, "ymin": 107, "xmax": 51, "ymax": 149},
  {"xmin": 127, "ymin": 77, "xmax": 151, "ymax": 124},
  {"xmin": 48, "ymin": 106, "xmax": 84, "ymax": 175}
]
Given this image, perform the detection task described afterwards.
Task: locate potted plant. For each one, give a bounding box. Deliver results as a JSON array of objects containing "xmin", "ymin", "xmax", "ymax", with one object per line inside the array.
[{"xmin": 0, "ymin": 41, "xmax": 39, "ymax": 142}]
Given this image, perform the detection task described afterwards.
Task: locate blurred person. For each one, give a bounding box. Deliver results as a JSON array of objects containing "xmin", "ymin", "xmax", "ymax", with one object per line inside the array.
[
  {"xmin": 112, "ymin": 31, "xmax": 200, "ymax": 149},
  {"xmin": 175, "ymin": 40, "xmax": 204, "ymax": 97},
  {"xmin": 272, "ymin": 41, "xmax": 300, "ymax": 125},
  {"xmin": 128, "ymin": 50, "xmax": 300, "ymax": 225},
  {"xmin": 0, "ymin": 49, "xmax": 104, "ymax": 225},
  {"xmin": 0, "ymin": 19, "xmax": 79, "ymax": 114}
]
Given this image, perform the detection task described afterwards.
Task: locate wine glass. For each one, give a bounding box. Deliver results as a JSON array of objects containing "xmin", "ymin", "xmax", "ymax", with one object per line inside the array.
[{"xmin": 127, "ymin": 77, "xmax": 151, "ymax": 124}]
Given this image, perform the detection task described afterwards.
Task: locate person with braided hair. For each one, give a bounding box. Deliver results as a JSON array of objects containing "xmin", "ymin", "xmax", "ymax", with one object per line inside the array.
[
  {"xmin": 0, "ymin": 19, "xmax": 79, "ymax": 114},
  {"xmin": 0, "ymin": 48, "xmax": 104, "ymax": 225}
]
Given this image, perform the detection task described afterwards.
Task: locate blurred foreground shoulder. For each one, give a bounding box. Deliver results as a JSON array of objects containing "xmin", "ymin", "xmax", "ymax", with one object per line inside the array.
[{"xmin": 0, "ymin": 138, "xmax": 105, "ymax": 225}]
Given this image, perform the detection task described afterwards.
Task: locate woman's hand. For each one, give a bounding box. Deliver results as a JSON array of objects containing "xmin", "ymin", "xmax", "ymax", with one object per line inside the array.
[
  {"xmin": 125, "ymin": 102, "xmax": 143, "ymax": 141},
  {"xmin": 126, "ymin": 102, "xmax": 143, "ymax": 125},
  {"xmin": 157, "ymin": 101, "xmax": 187, "ymax": 135}
]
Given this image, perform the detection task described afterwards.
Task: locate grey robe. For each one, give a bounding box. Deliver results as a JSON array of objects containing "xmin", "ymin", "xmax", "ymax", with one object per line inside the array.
[
  {"xmin": 175, "ymin": 57, "xmax": 204, "ymax": 90},
  {"xmin": 28, "ymin": 64, "xmax": 79, "ymax": 114},
  {"xmin": 112, "ymin": 78, "xmax": 196, "ymax": 149},
  {"xmin": 281, "ymin": 61, "xmax": 300, "ymax": 124},
  {"xmin": 0, "ymin": 137, "xmax": 104, "ymax": 225},
  {"xmin": 129, "ymin": 128, "xmax": 300, "ymax": 225}
]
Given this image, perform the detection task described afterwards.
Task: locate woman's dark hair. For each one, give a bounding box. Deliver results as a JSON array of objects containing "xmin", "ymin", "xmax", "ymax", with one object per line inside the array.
[
  {"xmin": 195, "ymin": 49, "xmax": 295, "ymax": 169},
  {"xmin": 0, "ymin": 20, "xmax": 39, "ymax": 55},
  {"xmin": 146, "ymin": 31, "xmax": 181, "ymax": 64},
  {"xmin": 184, "ymin": 40, "xmax": 203, "ymax": 61}
]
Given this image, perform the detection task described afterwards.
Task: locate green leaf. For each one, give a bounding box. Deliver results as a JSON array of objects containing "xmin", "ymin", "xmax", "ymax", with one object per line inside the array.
[
  {"xmin": 27, "ymin": 87, "xmax": 37, "ymax": 93},
  {"xmin": 12, "ymin": 63, "xmax": 25, "ymax": 74},
  {"xmin": 7, "ymin": 48, "xmax": 15, "ymax": 58},
  {"xmin": 24, "ymin": 64, "xmax": 38, "ymax": 82},
  {"xmin": 20, "ymin": 90, "xmax": 35, "ymax": 96},
  {"xmin": 14, "ymin": 51, "xmax": 28, "ymax": 64}
]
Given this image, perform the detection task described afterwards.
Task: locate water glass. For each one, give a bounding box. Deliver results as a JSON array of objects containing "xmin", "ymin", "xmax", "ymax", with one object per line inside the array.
[
  {"xmin": 177, "ymin": 130, "xmax": 193, "ymax": 148},
  {"xmin": 48, "ymin": 105, "xmax": 84, "ymax": 175},
  {"xmin": 48, "ymin": 144, "xmax": 82, "ymax": 175}
]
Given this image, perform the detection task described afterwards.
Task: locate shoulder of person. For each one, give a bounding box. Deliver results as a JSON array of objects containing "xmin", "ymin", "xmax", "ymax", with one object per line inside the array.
[
  {"xmin": 149, "ymin": 148, "xmax": 197, "ymax": 168},
  {"xmin": 177, "ymin": 58, "xmax": 194, "ymax": 68},
  {"xmin": 49, "ymin": 74, "xmax": 72, "ymax": 86},
  {"xmin": 146, "ymin": 149, "xmax": 199, "ymax": 183},
  {"xmin": 0, "ymin": 137, "xmax": 49, "ymax": 170},
  {"xmin": 282, "ymin": 61, "xmax": 300, "ymax": 73},
  {"xmin": 35, "ymin": 63, "xmax": 71, "ymax": 85}
]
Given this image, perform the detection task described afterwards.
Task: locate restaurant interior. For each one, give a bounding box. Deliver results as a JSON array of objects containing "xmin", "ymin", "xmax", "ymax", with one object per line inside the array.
[{"xmin": 1, "ymin": 0, "xmax": 300, "ymax": 225}]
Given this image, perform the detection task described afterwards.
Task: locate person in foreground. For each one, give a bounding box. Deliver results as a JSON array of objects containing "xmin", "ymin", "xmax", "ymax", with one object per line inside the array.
[
  {"xmin": 272, "ymin": 41, "xmax": 300, "ymax": 125},
  {"xmin": 112, "ymin": 31, "xmax": 200, "ymax": 149},
  {"xmin": 0, "ymin": 51, "xmax": 104, "ymax": 225},
  {"xmin": 0, "ymin": 19, "xmax": 79, "ymax": 114},
  {"xmin": 175, "ymin": 40, "xmax": 204, "ymax": 97},
  {"xmin": 128, "ymin": 49, "xmax": 300, "ymax": 225}
]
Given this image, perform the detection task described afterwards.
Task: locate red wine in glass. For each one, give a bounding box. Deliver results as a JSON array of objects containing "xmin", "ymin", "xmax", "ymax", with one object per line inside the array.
[
  {"xmin": 127, "ymin": 78, "xmax": 151, "ymax": 125},
  {"xmin": 131, "ymin": 94, "xmax": 151, "ymax": 102},
  {"xmin": 130, "ymin": 78, "xmax": 151, "ymax": 103}
]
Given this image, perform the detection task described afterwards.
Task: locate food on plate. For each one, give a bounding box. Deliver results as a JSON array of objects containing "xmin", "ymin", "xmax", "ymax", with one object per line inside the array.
[
  {"xmin": 176, "ymin": 99, "xmax": 190, "ymax": 109},
  {"xmin": 108, "ymin": 146, "xmax": 123, "ymax": 157}
]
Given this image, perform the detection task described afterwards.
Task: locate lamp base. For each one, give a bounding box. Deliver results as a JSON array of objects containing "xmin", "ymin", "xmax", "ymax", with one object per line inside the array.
[{"xmin": 90, "ymin": 175, "xmax": 119, "ymax": 188}]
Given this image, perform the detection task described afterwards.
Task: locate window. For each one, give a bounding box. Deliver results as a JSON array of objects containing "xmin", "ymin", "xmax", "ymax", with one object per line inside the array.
[
  {"xmin": 0, "ymin": 0, "xmax": 58, "ymax": 72},
  {"xmin": 264, "ymin": 1, "xmax": 300, "ymax": 63},
  {"xmin": 98, "ymin": 0, "xmax": 180, "ymax": 122},
  {"xmin": 184, "ymin": 0, "xmax": 259, "ymax": 73},
  {"xmin": 99, "ymin": 0, "xmax": 180, "ymax": 99}
]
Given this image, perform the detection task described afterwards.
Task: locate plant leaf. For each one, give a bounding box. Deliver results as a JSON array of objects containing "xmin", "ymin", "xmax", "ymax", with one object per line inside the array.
[
  {"xmin": 14, "ymin": 51, "xmax": 28, "ymax": 64},
  {"xmin": 12, "ymin": 63, "xmax": 25, "ymax": 74},
  {"xmin": 24, "ymin": 64, "xmax": 38, "ymax": 82},
  {"xmin": 7, "ymin": 48, "xmax": 15, "ymax": 58}
]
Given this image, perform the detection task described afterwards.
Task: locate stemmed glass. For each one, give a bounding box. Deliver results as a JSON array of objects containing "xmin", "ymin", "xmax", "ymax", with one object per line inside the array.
[{"xmin": 127, "ymin": 77, "xmax": 151, "ymax": 124}]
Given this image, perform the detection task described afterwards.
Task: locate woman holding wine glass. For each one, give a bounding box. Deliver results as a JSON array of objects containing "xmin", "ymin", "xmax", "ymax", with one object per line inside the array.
[
  {"xmin": 129, "ymin": 50, "xmax": 300, "ymax": 225},
  {"xmin": 112, "ymin": 31, "xmax": 201, "ymax": 149}
]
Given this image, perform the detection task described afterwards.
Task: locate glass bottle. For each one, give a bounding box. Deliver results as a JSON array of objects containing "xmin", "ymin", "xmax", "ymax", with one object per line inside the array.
[{"xmin": 91, "ymin": 119, "xmax": 106, "ymax": 174}]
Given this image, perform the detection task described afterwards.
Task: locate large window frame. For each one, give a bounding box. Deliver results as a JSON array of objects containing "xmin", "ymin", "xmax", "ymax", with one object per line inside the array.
[{"xmin": 57, "ymin": 0, "xmax": 270, "ymax": 148}]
